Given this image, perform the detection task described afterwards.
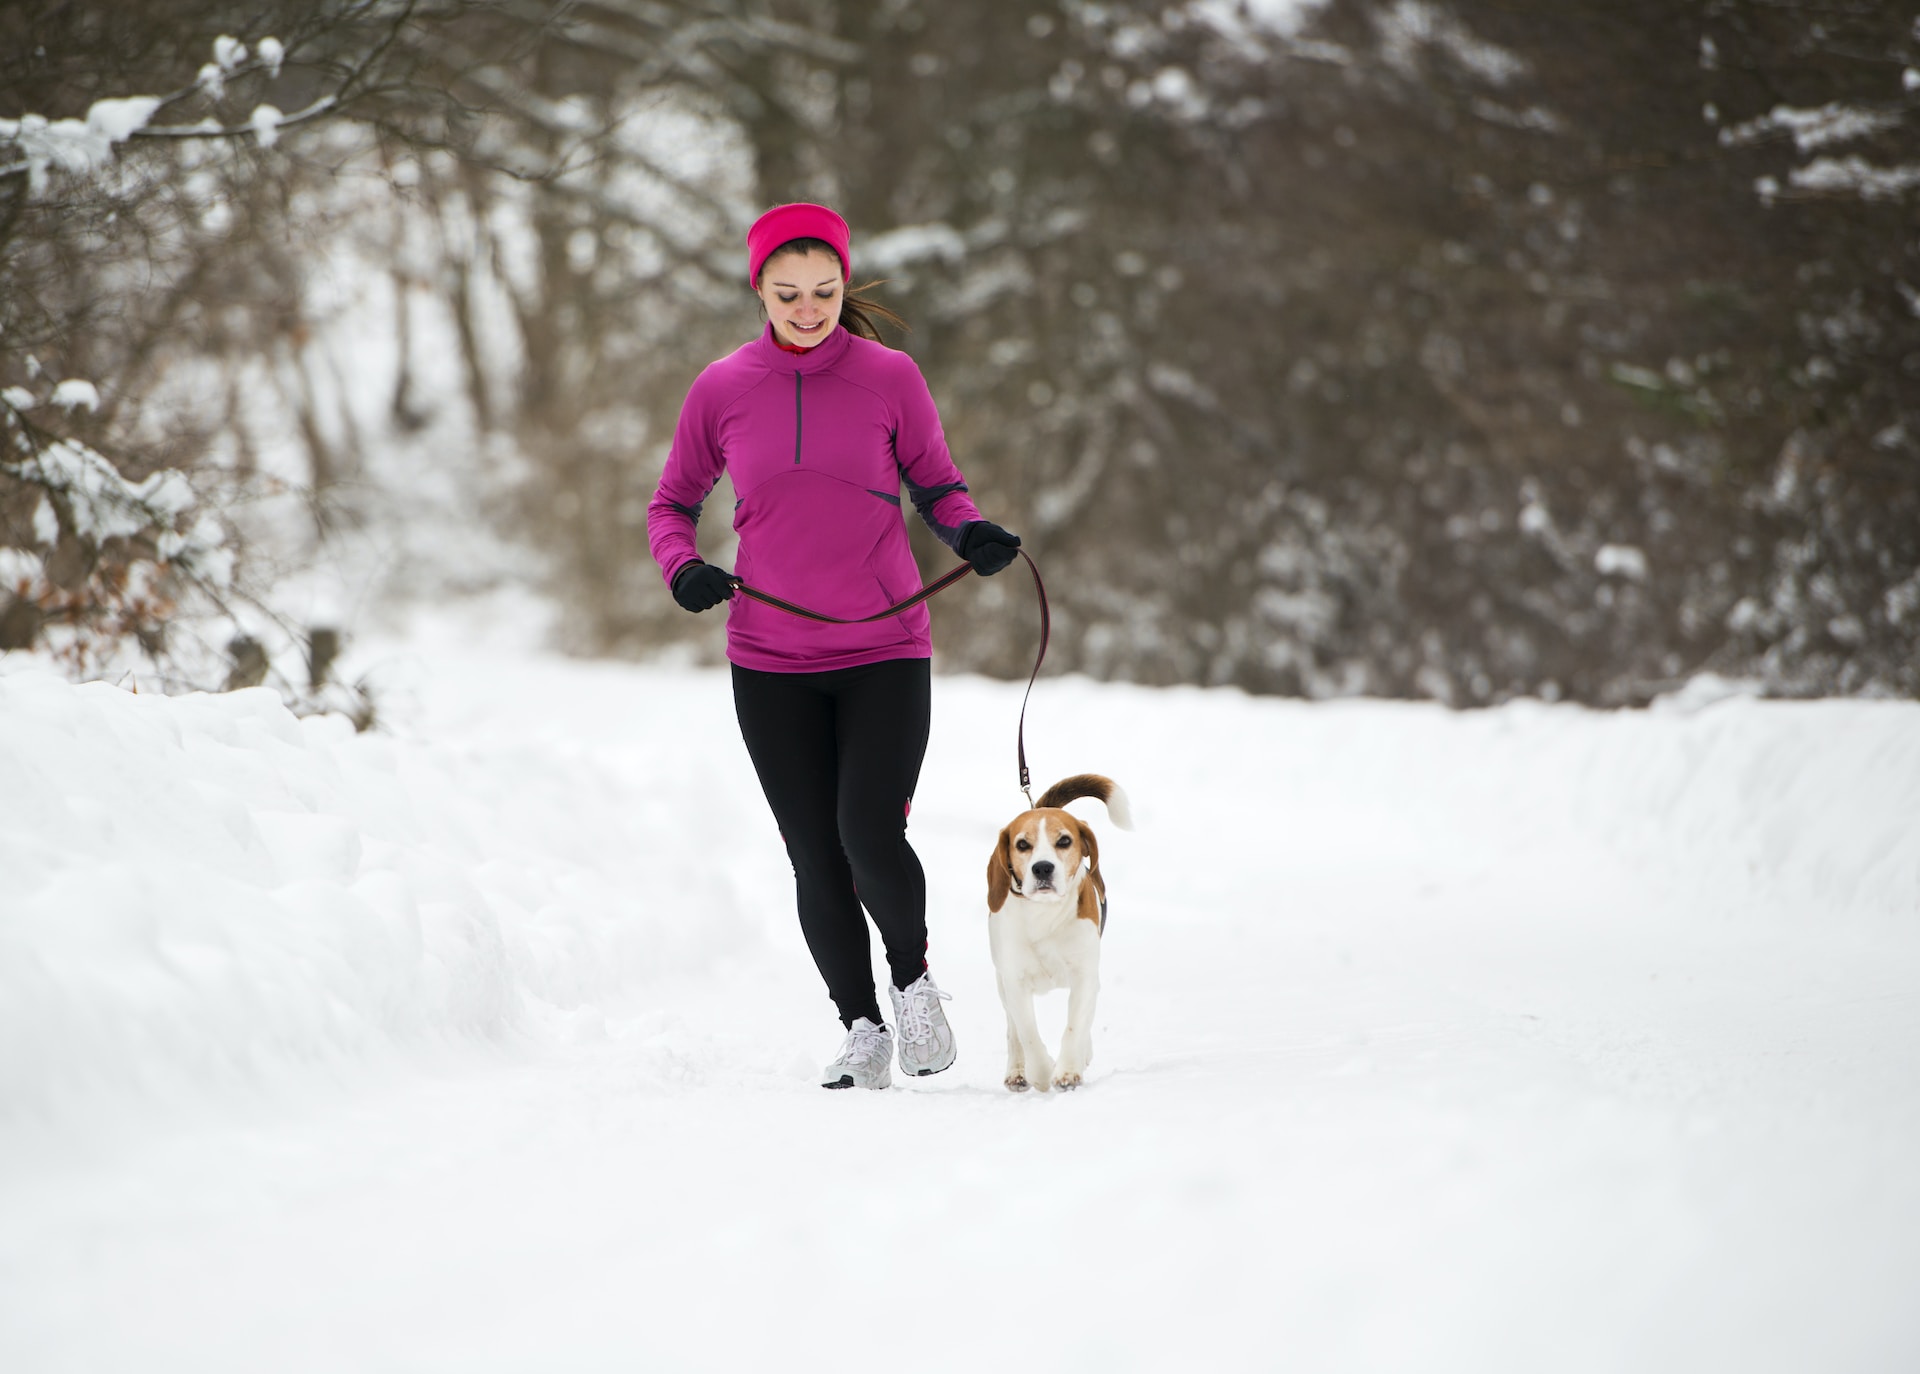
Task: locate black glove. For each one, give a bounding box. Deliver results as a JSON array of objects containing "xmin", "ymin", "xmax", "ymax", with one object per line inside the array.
[
  {"xmin": 671, "ymin": 561, "xmax": 736, "ymax": 613},
  {"xmin": 957, "ymin": 520, "xmax": 1022, "ymax": 576}
]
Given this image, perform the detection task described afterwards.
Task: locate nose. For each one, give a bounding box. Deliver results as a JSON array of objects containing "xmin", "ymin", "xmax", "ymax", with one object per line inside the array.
[{"xmin": 1030, "ymin": 860, "xmax": 1055, "ymax": 881}]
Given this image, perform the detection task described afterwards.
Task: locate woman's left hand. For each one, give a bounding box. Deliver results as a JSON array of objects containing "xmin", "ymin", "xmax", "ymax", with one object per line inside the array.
[{"xmin": 959, "ymin": 520, "xmax": 1022, "ymax": 576}]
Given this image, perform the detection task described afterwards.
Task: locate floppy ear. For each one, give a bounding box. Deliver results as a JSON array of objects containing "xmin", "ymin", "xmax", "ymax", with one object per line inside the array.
[
  {"xmin": 1076, "ymin": 819, "xmax": 1100, "ymax": 880},
  {"xmin": 1075, "ymin": 821, "xmax": 1105, "ymax": 928},
  {"xmin": 987, "ymin": 827, "xmax": 1014, "ymax": 913},
  {"xmin": 1077, "ymin": 872, "xmax": 1105, "ymax": 927},
  {"xmin": 1077, "ymin": 821, "xmax": 1108, "ymax": 932}
]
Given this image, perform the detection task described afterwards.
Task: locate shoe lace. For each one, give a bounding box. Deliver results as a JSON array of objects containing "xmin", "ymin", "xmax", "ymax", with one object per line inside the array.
[
  {"xmin": 895, "ymin": 978, "xmax": 951, "ymax": 1046},
  {"xmin": 842, "ymin": 1021, "xmax": 889, "ymax": 1065}
]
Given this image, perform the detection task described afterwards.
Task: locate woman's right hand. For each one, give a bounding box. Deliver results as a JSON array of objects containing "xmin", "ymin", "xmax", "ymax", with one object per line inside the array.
[{"xmin": 671, "ymin": 561, "xmax": 737, "ymax": 613}]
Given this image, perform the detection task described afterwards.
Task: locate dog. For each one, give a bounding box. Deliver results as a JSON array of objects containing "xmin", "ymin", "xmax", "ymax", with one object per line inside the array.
[{"xmin": 986, "ymin": 774, "xmax": 1132, "ymax": 1092}]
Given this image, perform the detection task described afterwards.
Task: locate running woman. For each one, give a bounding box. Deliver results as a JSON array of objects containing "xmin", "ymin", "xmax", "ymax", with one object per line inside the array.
[{"xmin": 646, "ymin": 202, "xmax": 1023, "ymax": 1089}]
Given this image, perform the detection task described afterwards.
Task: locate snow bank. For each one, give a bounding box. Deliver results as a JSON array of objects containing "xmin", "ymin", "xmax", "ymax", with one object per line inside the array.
[
  {"xmin": 0, "ymin": 664, "xmax": 758, "ymax": 1134},
  {"xmin": 1068, "ymin": 680, "xmax": 1920, "ymax": 934},
  {"xmin": 3, "ymin": 654, "xmax": 1915, "ymax": 1142}
]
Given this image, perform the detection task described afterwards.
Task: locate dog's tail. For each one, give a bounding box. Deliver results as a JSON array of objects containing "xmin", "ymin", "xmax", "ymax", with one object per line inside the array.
[{"xmin": 1034, "ymin": 774, "xmax": 1134, "ymax": 830}]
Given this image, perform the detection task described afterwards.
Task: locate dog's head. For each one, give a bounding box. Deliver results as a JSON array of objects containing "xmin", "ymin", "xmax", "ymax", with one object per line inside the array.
[{"xmin": 987, "ymin": 808, "xmax": 1102, "ymax": 921}]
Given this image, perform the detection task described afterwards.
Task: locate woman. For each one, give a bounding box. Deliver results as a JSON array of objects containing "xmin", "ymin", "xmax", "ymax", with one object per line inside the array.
[{"xmin": 646, "ymin": 202, "xmax": 1023, "ymax": 1090}]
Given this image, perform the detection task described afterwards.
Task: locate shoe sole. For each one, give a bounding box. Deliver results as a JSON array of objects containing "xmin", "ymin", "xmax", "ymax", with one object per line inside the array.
[
  {"xmin": 821, "ymin": 1073, "xmax": 891, "ymax": 1090},
  {"xmin": 903, "ymin": 1043, "xmax": 956, "ymax": 1077}
]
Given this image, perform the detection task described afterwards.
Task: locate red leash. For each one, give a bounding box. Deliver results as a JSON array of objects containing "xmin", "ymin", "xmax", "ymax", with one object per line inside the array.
[{"xmin": 728, "ymin": 551, "xmax": 1051, "ymax": 805}]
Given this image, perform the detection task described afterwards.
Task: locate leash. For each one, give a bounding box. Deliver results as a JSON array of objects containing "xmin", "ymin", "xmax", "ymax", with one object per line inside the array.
[{"xmin": 728, "ymin": 550, "xmax": 1050, "ymax": 806}]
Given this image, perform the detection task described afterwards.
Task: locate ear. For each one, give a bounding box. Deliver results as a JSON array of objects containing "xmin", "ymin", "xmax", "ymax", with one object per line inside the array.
[
  {"xmin": 987, "ymin": 827, "xmax": 1013, "ymax": 913},
  {"xmin": 1077, "ymin": 871, "xmax": 1104, "ymax": 926},
  {"xmin": 1077, "ymin": 819, "xmax": 1100, "ymax": 879}
]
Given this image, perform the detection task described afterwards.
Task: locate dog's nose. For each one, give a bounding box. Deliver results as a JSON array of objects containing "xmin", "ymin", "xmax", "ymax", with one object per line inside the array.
[{"xmin": 1030, "ymin": 860, "xmax": 1055, "ymax": 881}]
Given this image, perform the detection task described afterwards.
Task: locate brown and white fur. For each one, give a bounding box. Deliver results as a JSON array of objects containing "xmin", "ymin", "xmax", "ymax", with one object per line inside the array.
[{"xmin": 987, "ymin": 774, "xmax": 1132, "ymax": 1092}]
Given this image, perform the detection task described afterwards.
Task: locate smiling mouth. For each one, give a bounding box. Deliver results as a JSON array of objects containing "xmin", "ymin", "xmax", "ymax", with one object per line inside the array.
[{"xmin": 790, "ymin": 320, "xmax": 825, "ymax": 333}]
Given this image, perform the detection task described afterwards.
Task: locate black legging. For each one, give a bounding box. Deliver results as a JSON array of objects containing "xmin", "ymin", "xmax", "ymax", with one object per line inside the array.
[{"xmin": 732, "ymin": 657, "xmax": 932, "ymax": 1027}]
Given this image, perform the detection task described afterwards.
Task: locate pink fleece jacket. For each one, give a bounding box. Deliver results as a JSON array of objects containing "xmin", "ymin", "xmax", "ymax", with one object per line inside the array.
[{"xmin": 646, "ymin": 323, "xmax": 984, "ymax": 673}]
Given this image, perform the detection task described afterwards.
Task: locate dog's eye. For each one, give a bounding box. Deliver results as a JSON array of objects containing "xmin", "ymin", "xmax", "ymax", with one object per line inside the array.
[
  {"xmin": 1014, "ymin": 838, "xmax": 1031, "ymax": 852},
  {"xmin": 1055, "ymin": 834, "xmax": 1073, "ymax": 849}
]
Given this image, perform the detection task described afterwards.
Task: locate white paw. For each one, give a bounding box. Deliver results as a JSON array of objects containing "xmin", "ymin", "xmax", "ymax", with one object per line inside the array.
[
  {"xmin": 1052, "ymin": 1069, "xmax": 1083, "ymax": 1091},
  {"xmin": 1004, "ymin": 1075, "xmax": 1030, "ymax": 1093}
]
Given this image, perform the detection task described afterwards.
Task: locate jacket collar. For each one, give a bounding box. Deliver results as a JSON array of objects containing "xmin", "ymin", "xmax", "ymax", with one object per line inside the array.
[{"xmin": 754, "ymin": 321, "xmax": 853, "ymax": 374}]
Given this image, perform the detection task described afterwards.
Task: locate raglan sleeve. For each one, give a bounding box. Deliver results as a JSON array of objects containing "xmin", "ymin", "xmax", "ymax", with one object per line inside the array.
[
  {"xmin": 646, "ymin": 370, "xmax": 729, "ymax": 589},
  {"xmin": 892, "ymin": 357, "xmax": 984, "ymax": 555}
]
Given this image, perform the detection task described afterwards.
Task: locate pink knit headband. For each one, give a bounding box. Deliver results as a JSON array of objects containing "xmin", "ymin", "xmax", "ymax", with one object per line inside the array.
[{"xmin": 747, "ymin": 203, "xmax": 852, "ymax": 288}]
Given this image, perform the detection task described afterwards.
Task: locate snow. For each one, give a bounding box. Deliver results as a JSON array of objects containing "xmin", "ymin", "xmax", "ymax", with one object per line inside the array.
[
  {"xmin": 2, "ymin": 632, "xmax": 1919, "ymax": 1371},
  {"xmin": 7, "ymin": 430, "xmax": 231, "ymax": 592},
  {"xmin": 0, "ymin": 97, "xmax": 158, "ymax": 194},
  {"xmin": 1188, "ymin": 0, "xmax": 1329, "ymax": 58},
  {"xmin": 85, "ymin": 96, "xmax": 162, "ymax": 145},
  {"xmin": 1787, "ymin": 156, "xmax": 1920, "ymax": 201},
  {"xmin": 1609, "ymin": 361, "xmax": 1665, "ymax": 391},
  {"xmin": 31, "ymin": 496, "xmax": 58, "ymax": 547},
  {"xmin": 862, "ymin": 222, "xmax": 968, "ymax": 273},
  {"xmin": 249, "ymin": 104, "xmax": 284, "ymax": 149},
  {"xmin": 1375, "ymin": 0, "xmax": 1527, "ymax": 87},
  {"xmin": 1719, "ymin": 103, "xmax": 1903, "ymax": 154},
  {"xmin": 258, "ymin": 38, "xmax": 286, "ymax": 78},
  {"xmin": 0, "ymin": 547, "xmax": 42, "ymax": 587},
  {"xmin": 49, "ymin": 379, "xmax": 99, "ymax": 412},
  {"xmin": 21, "ymin": 438, "xmax": 196, "ymax": 542},
  {"xmin": 1594, "ymin": 543, "xmax": 1648, "ymax": 580}
]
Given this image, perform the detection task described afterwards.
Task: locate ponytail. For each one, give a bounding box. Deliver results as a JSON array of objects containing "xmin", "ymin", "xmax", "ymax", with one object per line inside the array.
[{"xmin": 840, "ymin": 281, "xmax": 908, "ymax": 343}]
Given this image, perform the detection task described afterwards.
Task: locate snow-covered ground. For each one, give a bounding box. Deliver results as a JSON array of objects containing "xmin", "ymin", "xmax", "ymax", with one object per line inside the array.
[{"xmin": 4, "ymin": 625, "xmax": 1919, "ymax": 1372}]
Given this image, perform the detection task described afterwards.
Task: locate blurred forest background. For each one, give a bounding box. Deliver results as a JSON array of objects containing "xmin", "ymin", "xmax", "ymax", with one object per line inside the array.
[{"xmin": 3, "ymin": 0, "xmax": 1917, "ymax": 708}]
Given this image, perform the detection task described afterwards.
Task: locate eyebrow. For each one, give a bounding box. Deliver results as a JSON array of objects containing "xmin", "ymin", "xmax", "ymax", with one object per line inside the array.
[{"xmin": 771, "ymin": 276, "xmax": 841, "ymax": 289}]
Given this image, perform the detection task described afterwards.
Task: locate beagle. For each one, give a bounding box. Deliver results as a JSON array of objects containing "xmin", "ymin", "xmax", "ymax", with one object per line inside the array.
[{"xmin": 986, "ymin": 774, "xmax": 1132, "ymax": 1092}]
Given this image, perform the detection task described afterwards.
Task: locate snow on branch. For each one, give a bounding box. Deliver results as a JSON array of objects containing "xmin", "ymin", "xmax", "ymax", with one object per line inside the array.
[
  {"xmin": 0, "ymin": 98, "xmax": 163, "ymax": 195},
  {"xmin": 0, "ymin": 31, "xmax": 352, "ymax": 194},
  {"xmin": 1756, "ymin": 158, "xmax": 1920, "ymax": 204},
  {"xmin": 127, "ymin": 94, "xmax": 337, "ymax": 145},
  {"xmin": 1374, "ymin": 0, "xmax": 1528, "ymax": 87},
  {"xmin": 3, "ymin": 397, "xmax": 231, "ymax": 588},
  {"xmin": 1720, "ymin": 102, "xmax": 1904, "ymax": 154}
]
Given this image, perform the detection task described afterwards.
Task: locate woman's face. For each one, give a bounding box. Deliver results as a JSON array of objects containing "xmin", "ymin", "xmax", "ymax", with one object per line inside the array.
[{"xmin": 757, "ymin": 248, "xmax": 845, "ymax": 348}]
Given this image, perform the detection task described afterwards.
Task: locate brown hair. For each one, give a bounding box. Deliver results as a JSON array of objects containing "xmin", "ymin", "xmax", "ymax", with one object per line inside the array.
[{"xmin": 756, "ymin": 236, "xmax": 908, "ymax": 343}]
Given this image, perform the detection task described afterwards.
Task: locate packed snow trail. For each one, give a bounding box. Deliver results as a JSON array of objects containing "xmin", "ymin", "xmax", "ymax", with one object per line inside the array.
[{"xmin": 2, "ymin": 637, "xmax": 1918, "ymax": 1373}]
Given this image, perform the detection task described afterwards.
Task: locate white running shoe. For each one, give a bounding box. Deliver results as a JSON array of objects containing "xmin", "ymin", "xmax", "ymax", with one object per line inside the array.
[
  {"xmin": 889, "ymin": 972, "xmax": 956, "ymax": 1077},
  {"xmin": 821, "ymin": 1017, "xmax": 893, "ymax": 1090}
]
